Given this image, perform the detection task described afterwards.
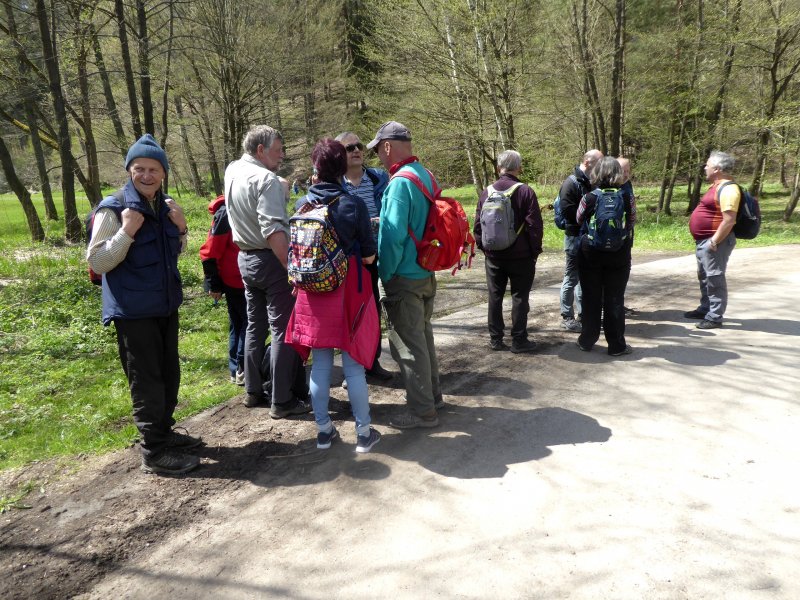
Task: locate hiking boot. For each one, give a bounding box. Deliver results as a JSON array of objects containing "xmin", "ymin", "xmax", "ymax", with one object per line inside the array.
[
  {"xmin": 355, "ymin": 428, "xmax": 382, "ymax": 453},
  {"xmin": 389, "ymin": 411, "xmax": 439, "ymax": 430},
  {"xmin": 489, "ymin": 340, "xmax": 509, "ymax": 351},
  {"xmin": 244, "ymin": 393, "xmax": 267, "ymax": 408},
  {"xmin": 609, "ymin": 344, "xmax": 633, "ymax": 356},
  {"xmin": 696, "ymin": 319, "xmax": 722, "ymax": 330},
  {"xmin": 511, "ymin": 339, "xmax": 538, "ymax": 354},
  {"xmin": 560, "ymin": 318, "xmax": 582, "ymax": 332},
  {"xmin": 166, "ymin": 427, "xmax": 204, "ymax": 450},
  {"xmin": 235, "ymin": 370, "xmax": 245, "ymax": 386},
  {"xmin": 366, "ymin": 362, "xmax": 393, "ymax": 381},
  {"xmin": 316, "ymin": 427, "xmax": 339, "ymax": 450},
  {"xmin": 434, "ymin": 395, "xmax": 446, "ymax": 410},
  {"xmin": 684, "ymin": 310, "xmax": 707, "ymax": 319},
  {"xmin": 576, "ymin": 340, "xmax": 592, "ymax": 352},
  {"xmin": 270, "ymin": 398, "xmax": 312, "ymax": 419},
  {"xmin": 141, "ymin": 450, "xmax": 200, "ymax": 475}
]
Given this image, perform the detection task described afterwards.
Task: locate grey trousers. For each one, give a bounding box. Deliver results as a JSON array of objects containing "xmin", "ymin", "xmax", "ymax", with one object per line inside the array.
[
  {"xmin": 695, "ymin": 235, "xmax": 736, "ymax": 322},
  {"xmin": 238, "ymin": 248, "xmax": 302, "ymax": 406},
  {"xmin": 382, "ymin": 275, "xmax": 441, "ymax": 416}
]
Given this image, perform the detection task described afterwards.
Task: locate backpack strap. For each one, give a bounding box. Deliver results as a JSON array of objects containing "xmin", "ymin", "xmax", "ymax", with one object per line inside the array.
[{"xmin": 391, "ymin": 169, "xmax": 439, "ymax": 245}]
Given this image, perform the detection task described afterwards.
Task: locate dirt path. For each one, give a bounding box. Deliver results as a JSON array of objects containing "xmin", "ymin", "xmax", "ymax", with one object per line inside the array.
[{"xmin": 1, "ymin": 246, "xmax": 798, "ymax": 599}]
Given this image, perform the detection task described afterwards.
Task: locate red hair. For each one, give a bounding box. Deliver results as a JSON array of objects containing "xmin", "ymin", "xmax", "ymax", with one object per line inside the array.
[{"xmin": 311, "ymin": 138, "xmax": 347, "ymax": 183}]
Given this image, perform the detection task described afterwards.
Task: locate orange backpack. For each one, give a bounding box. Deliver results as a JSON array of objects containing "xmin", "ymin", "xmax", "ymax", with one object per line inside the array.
[
  {"xmin": 392, "ymin": 168, "xmax": 475, "ymax": 274},
  {"xmin": 392, "ymin": 169, "xmax": 475, "ymax": 275}
]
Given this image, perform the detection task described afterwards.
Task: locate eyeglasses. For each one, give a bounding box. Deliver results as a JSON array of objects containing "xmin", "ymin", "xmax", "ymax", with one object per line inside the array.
[{"xmin": 345, "ymin": 143, "xmax": 364, "ymax": 153}]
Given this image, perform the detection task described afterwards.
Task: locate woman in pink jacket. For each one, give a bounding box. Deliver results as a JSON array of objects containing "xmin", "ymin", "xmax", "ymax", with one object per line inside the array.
[{"xmin": 286, "ymin": 139, "xmax": 381, "ymax": 453}]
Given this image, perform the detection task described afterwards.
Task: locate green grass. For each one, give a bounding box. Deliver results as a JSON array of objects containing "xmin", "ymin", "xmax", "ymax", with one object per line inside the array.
[{"xmin": 1, "ymin": 182, "xmax": 799, "ymax": 472}]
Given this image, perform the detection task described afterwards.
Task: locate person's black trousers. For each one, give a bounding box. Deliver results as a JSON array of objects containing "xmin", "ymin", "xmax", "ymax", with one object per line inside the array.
[
  {"xmin": 484, "ymin": 256, "xmax": 536, "ymax": 344},
  {"xmin": 115, "ymin": 313, "xmax": 180, "ymax": 459},
  {"xmin": 577, "ymin": 245, "xmax": 631, "ymax": 354}
]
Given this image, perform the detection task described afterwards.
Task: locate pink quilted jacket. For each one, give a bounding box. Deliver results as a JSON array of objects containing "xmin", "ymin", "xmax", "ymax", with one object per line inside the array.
[{"xmin": 286, "ymin": 256, "xmax": 379, "ymax": 368}]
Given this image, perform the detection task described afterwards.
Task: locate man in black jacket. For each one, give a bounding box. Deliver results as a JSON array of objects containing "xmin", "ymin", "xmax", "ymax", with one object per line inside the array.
[
  {"xmin": 558, "ymin": 149, "xmax": 603, "ymax": 333},
  {"xmin": 473, "ymin": 150, "xmax": 543, "ymax": 353}
]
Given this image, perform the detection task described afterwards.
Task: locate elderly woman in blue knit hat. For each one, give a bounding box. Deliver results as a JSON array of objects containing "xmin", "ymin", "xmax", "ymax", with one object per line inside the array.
[{"xmin": 87, "ymin": 134, "xmax": 203, "ymax": 475}]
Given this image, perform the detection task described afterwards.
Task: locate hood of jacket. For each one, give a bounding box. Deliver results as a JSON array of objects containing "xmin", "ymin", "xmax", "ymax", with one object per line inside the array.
[{"xmin": 305, "ymin": 182, "xmax": 346, "ymax": 205}]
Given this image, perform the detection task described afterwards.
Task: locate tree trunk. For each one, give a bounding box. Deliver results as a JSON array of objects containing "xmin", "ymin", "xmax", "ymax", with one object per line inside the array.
[
  {"xmin": 4, "ymin": 2, "xmax": 58, "ymax": 220},
  {"xmin": 609, "ymin": 0, "xmax": 626, "ymax": 156},
  {"xmin": 174, "ymin": 96, "xmax": 204, "ymax": 195},
  {"xmin": 116, "ymin": 0, "xmax": 142, "ymax": 138},
  {"xmin": 136, "ymin": 0, "xmax": 154, "ymax": 135},
  {"xmin": 573, "ymin": 0, "xmax": 607, "ymax": 153},
  {"xmin": 159, "ymin": 0, "xmax": 175, "ymax": 191},
  {"xmin": 689, "ymin": 0, "xmax": 739, "ymax": 213},
  {"xmin": 75, "ymin": 28, "xmax": 102, "ymax": 206},
  {"xmin": 91, "ymin": 23, "xmax": 127, "ymax": 154},
  {"xmin": 0, "ymin": 137, "xmax": 45, "ymax": 242},
  {"xmin": 35, "ymin": 0, "xmax": 80, "ymax": 242},
  {"xmin": 444, "ymin": 15, "xmax": 481, "ymax": 193}
]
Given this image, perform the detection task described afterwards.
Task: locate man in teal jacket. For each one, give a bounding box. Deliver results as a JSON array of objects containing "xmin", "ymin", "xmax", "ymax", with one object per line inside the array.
[{"xmin": 367, "ymin": 121, "xmax": 442, "ymax": 429}]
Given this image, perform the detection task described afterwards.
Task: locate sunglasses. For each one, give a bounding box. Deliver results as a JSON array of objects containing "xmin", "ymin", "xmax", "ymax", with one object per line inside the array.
[{"xmin": 345, "ymin": 143, "xmax": 364, "ymax": 152}]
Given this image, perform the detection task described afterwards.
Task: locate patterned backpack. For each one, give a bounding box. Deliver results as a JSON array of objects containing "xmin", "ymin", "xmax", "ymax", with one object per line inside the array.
[{"xmin": 288, "ymin": 197, "xmax": 348, "ymax": 293}]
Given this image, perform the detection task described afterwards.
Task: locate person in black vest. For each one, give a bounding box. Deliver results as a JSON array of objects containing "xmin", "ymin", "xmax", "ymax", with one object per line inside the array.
[
  {"xmin": 473, "ymin": 150, "xmax": 543, "ymax": 353},
  {"xmin": 87, "ymin": 134, "xmax": 203, "ymax": 475}
]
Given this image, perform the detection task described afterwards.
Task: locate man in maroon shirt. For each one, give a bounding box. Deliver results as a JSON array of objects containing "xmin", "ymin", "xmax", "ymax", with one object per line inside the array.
[
  {"xmin": 473, "ymin": 150, "xmax": 543, "ymax": 353},
  {"xmin": 686, "ymin": 151, "xmax": 741, "ymax": 329}
]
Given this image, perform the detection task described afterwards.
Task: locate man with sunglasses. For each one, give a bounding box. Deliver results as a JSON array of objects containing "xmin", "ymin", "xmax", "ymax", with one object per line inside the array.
[{"xmin": 334, "ymin": 131, "xmax": 393, "ymax": 381}]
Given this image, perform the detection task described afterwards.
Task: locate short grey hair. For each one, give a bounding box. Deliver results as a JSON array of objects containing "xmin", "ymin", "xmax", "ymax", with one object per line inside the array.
[
  {"xmin": 590, "ymin": 157, "xmax": 623, "ymax": 188},
  {"xmin": 242, "ymin": 125, "xmax": 283, "ymax": 156},
  {"xmin": 335, "ymin": 131, "xmax": 359, "ymax": 142},
  {"xmin": 708, "ymin": 150, "xmax": 735, "ymax": 173},
  {"xmin": 497, "ymin": 150, "xmax": 522, "ymax": 173}
]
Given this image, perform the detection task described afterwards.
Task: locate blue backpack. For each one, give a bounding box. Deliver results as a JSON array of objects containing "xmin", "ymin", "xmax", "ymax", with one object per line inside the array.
[
  {"xmin": 553, "ymin": 174, "xmax": 579, "ymax": 230},
  {"xmin": 718, "ymin": 182, "xmax": 761, "ymax": 240},
  {"xmin": 585, "ymin": 188, "xmax": 628, "ymax": 252}
]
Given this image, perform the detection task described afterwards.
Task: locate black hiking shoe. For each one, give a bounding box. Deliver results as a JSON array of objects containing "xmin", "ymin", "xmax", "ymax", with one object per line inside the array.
[
  {"xmin": 270, "ymin": 398, "xmax": 312, "ymax": 419},
  {"xmin": 489, "ymin": 340, "xmax": 509, "ymax": 351},
  {"xmin": 684, "ymin": 310, "xmax": 707, "ymax": 319},
  {"xmin": 244, "ymin": 392, "xmax": 267, "ymax": 408},
  {"xmin": 166, "ymin": 427, "xmax": 204, "ymax": 450},
  {"xmin": 511, "ymin": 339, "xmax": 538, "ymax": 354},
  {"xmin": 141, "ymin": 450, "xmax": 200, "ymax": 475},
  {"xmin": 696, "ymin": 319, "xmax": 722, "ymax": 329}
]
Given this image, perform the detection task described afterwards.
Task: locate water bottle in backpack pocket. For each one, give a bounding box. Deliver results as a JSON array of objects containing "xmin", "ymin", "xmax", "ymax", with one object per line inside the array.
[{"xmin": 586, "ymin": 188, "xmax": 628, "ymax": 252}]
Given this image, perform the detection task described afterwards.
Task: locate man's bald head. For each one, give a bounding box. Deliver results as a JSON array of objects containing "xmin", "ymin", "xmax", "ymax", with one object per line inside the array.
[{"xmin": 582, "ymin": 149, "xmax": 603, "ymax": 172}]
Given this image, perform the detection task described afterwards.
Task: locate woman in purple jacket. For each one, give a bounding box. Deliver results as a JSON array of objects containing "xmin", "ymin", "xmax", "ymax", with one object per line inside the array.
[{"xmin": 286, "ymin": 139, "xmax": 382, "ymax": 453}]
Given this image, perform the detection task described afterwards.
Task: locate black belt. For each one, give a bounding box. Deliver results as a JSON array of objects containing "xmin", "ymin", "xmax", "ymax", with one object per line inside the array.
[{"xmin": 241, "ymin": 248, "xmax": 272, "ymax": 254}]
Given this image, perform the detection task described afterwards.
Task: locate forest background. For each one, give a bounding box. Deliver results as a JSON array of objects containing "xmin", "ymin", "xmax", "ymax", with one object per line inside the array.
[
  {"xmin": 2, "ymin": 0, "xmax": 800, "ymax": 242},
  {"xmin": 2, "ymin": 0, "xmax": 800, "ymax": 475}
]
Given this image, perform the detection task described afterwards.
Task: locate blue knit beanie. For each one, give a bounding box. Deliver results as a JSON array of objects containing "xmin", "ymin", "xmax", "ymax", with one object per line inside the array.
[{"xmin": 125, "ymin": 134, "xmax": 169, "ymax": 172}]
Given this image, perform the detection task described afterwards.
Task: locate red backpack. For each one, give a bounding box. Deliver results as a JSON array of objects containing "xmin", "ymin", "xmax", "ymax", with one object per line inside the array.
[{"xmin": 392, "ymin": 168, "xmax": 475, "ymax": 274}]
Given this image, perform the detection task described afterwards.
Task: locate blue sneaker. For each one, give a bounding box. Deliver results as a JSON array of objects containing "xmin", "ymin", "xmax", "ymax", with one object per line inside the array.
[
  {"xmin": 316, "ymin": 427, "xmax": 339, "ymax": 450},
  {"xmin": 355, "ymin": 428, "xmax": 381, "ymax": 454}
]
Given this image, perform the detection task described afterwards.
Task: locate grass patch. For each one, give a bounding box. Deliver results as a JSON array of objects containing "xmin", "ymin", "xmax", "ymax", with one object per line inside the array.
[{"xmin": 1, "ymin": 181, "xmax": 799, "ymax": 471}]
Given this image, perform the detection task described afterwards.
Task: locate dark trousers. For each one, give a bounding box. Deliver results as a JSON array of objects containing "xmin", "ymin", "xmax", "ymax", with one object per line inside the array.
[
  {"xmin": 114, "ymin": 313, "xmax": 180, "ymax": 459},
  {"xmin": 577, "ymin": 245, "xmax": 631, "ymax": 354},
  {"xmin": 260, "ymin": 343, "xmax": 309, "ymax": 399},
  {"xmin": 484, "ymin": 256, "xmax": 536, "ymax": 343},
  {"xmin": 364, "ymin": 261, "xmax": 382, "ymax": 368},
  {"xmin": 238, "ymin": 248, "xmax": 305, "ymax": 407},
  {"xmin": 225, "ymin": 286, "xmax": 247, "ymax": 376}
]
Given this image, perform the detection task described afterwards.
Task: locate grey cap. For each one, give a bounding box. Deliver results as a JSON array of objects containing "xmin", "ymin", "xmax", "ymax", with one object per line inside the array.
[{"xmin": 365, "ymin": 121, "xmax": 412, "ymax": 150}]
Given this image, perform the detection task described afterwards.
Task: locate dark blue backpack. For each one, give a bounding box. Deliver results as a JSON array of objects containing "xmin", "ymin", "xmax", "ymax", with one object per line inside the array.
[
  {"xmin": 718, "ymin": 182, "xmax": 761, "ymax": 240},
  {"xmin": 585, "ymin": 188, "xmax": 628, "ymax": 252},
  {"xmin": 553, "ymin": 174, "xmax": 579, "ymax": 230}
]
